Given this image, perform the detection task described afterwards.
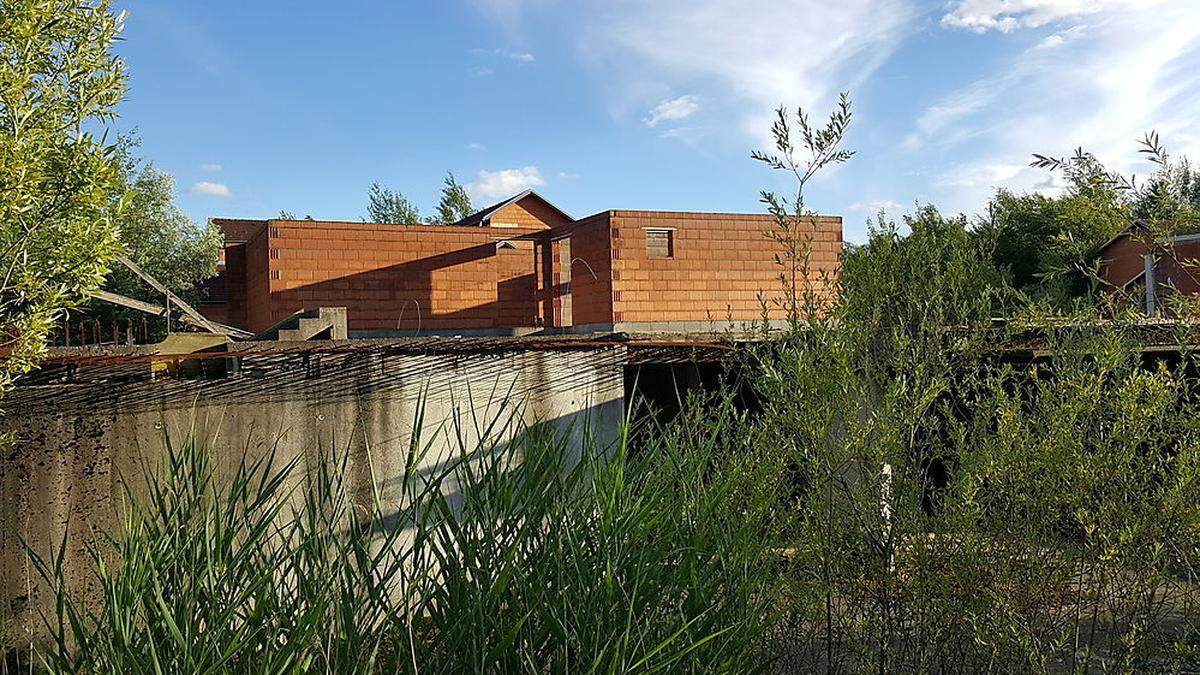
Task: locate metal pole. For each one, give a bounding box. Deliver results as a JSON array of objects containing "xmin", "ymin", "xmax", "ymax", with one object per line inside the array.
[{"xmin": 1144, "ymin": 254, "xmax": 1157, "ymax": 318}]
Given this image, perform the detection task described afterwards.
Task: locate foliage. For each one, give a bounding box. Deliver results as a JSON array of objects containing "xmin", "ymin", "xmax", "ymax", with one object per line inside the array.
[
  {"xmin": 978, "ymin": 189, "xmax": 1127, "ymax": 299},
  {"xmin": 752, "ymin": 92, "xmax": 854, "ymax": 325},
  {"xmin": 839, "ymin": 205, "xmax": 1007, "ymax": 390},
  {"xmin": 29, "ymin": 392, "xmax": 781, "ymax": 673},
  {"xmin": 77, "ymin": 135, "xmax": 221, "ymax": 322},
  {"xmin": 749, "ymin": 120, "xmax": 1200, "ymax": 669},
  {"xmin": 977, "ymin": 131, "xmax": 1200, "ymax": 308},
  {"xmin": 428, "ymin": 172, "xmax": 473, "ymax": 224},
  {"xmin": 365, "ymin": 173, "xmax": 475, "ymax": 226},
  {"xmin": 1033, "ymin": 131, "xmax": 1200, "ymax": 230},
  {"xmin": 365, "ymin": 182, "xmax": 421, "ymax": 224},
  {"xmin": 0, "ymin": 0, "xmax": 127, "ymax": 389},
  {"xmin": 755, "ymin": 213, "xmax": 1200, "ymax": 670}
]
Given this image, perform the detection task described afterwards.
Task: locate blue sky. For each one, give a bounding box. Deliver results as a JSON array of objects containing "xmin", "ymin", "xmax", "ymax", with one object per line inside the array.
[{"xmin": 111, "ymin": 0, "xmax": 1200, "ymax": 242}]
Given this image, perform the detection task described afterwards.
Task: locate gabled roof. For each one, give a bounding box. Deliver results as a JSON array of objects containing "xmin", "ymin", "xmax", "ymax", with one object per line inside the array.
[
  {"xmin": 1097, "ymin": 219, "xmax": 1152, "ymax": 255},
  {"xmin": 451, "ymin": 190, "xmax": 573, "ymax": 228}
]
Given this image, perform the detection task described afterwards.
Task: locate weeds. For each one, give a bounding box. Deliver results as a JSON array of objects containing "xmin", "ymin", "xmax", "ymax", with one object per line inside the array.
[{"xmin": 26, "ymin": 392, "xmax": 780, "ymax": 673}]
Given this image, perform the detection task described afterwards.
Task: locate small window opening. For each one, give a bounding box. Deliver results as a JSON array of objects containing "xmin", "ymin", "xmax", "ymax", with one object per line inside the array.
[{"xmin": 646, "ymin": 228, "xmax": 674, "ymax": 258}]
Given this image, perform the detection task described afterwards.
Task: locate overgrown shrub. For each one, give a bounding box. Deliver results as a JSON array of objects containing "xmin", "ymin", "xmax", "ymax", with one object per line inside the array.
[{"xmin": 756, "ymin": 209, "xmax": 1200, "ymax": 672}]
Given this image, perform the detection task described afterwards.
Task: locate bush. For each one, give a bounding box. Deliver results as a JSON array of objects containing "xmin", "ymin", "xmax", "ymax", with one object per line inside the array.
[{"xmin": 755, "ymin": 209, "xmax": 1200, "ymax": 672}]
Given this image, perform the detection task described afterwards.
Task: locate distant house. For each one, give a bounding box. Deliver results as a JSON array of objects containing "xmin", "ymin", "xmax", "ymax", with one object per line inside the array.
[
  {"xmin": 1098, "ymin": 220, "xmax": 1200, "ymax": 315},
  {"xmin": 199, "ymin": 190, "xmax": 843, "ymax": 336}
]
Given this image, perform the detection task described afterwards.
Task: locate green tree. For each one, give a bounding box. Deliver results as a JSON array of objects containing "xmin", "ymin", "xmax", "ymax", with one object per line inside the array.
[
  {"xmin": 79, "ymin": 136, "xmax": 221, "ymax": 321},
  {"xmin": 365, "ymin": 182, "xmax": 420, "ymax": 224},
  {"xmin": 428, "ymin": 172, "xmax": 474, "ymax": 224},
  {"xmin": 0, "ymin": 0, "xmax": 127, "ymax": 389},
  {"xmin": 978, "ymin": 189, "xmax": 1127, "ymax": 299}
]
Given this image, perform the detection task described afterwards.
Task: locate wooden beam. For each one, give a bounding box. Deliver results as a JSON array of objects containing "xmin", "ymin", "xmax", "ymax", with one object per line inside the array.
[
  {"xmin": 115, "ymin": 254, "xmax": 232, "ymax": 337},
  {"xmin": 93, "ymin": 289, "xmax": 169, "ymax": 317},
  {"xmin": 93, "ymin": 288, "xmax": 252, "ymax": 339}
]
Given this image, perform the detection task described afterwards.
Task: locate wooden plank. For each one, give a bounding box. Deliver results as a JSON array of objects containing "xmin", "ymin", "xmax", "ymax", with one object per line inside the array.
[
  {"xmin": 115, "ymin": 254, "xmax": 232, "ymax": 337},
  {"xmin": 93, "ymin": 288, "xmax": 252, "ymax": 339},
  {"xmin": 93, "ymin": 289, "xmax": 169, "ymax": 317}
]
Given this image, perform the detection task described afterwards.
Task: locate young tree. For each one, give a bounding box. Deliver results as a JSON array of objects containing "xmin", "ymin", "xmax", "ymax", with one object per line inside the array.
[
  {"xmin": 752, "ymin": 92, "xmax": 854, "ymax": 325},
  {"xmin": 429, "ymin": 172, "xmax": 474, "ymax": 224},
  {"xmin": 365, "ymin": 182, "xmax": 421, "ymax": 224},
  {"xmin": 0, "ymin": 0, "xmax": 127, "ymax": 389}
]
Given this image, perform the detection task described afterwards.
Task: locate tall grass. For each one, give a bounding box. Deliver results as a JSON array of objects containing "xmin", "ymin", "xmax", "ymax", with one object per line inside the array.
[{"xmin": 26, "ymin": 392, "xmax": 782, "ymax": 673}]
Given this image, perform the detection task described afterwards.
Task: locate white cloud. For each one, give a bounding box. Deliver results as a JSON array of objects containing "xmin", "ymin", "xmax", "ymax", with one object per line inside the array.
[
  {"xmin": 200, "ymin": 162, "xmax": 222, "ymax": 173},
  {"xmin": 467, "ymin": 142, "xmax": 486, "ymax": 151},
  {"xmin": 918, "ymin": 0, "xmax": 1200, "ymax": 214},
  {"xmin": 850, "ymin": 199, "xmax": 903, "ymax": 213},
  {"xmin": 644, "ymin": 95, "xmax": 699, "ymax": 127},
  {"xmin": 467, "ymin": 166, "xmax": 545, "ymax": 202},
  {"xmin": 577, "ymin": 0, "xmax": 915, "ymax": 143},
  {"xmin": 937, "ymin": 163, "xmax": 1025, "ymax": 188},
  {"xmin": 191, "ymin": 181, "xmax": 232, "ymax": 197},
  {"xmin": 941, "ymin": 0, "xmax": 1166, "ymax": 33},
  {"xmin": 469, "ymin": 47, "xmax": 535, "ymax": 62}
]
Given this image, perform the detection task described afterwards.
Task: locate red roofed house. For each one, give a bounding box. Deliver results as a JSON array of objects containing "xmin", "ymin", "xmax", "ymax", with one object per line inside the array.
[{"xmin": 199, "ymin": 191, "xmax": 843, "ymax": 336}]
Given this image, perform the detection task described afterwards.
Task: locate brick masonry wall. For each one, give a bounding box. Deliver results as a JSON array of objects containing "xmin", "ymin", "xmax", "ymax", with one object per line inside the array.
[
  {"xmin": 607, "ymin": 211, "xmax": 842, "ymax": 325},
  {"xmin": 496, "ymin": 240, "xmax": 539, "ymax": 327},
  {"xmin": 223, "ymin": 243, "xmax": 249, "ymax": 328},
  {"xmin": 200, "ymin": 219, "xmax": 266, "ymax": 329},
  {"xmin": 489, "ymin": 200, "xmax": 571, "ymax": 229},
  {"xmin": 244, "ymin": 226, "xmax": 273, "ymax": 332},
  {"xmin": 205, "ymin": 207, "xmax": 844, "ymax": 334},
  {"xmin": 261, "ymin": 221, "xmax": 544, "ymax": 333},
  {"xmin": 564, "ymin": 213, "xmax": 614, "ymax": 326}
]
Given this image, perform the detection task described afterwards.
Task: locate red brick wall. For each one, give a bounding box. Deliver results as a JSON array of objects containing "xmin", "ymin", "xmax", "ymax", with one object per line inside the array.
[
  {"xmin": 489, "ymin": 198, "xmax": 571, "ymax": 229},
  {"xmin": 244, "ymin": 226, "xmax": 273, "ymax": 332},
  {"xmin": 607, "ymin": 211, "xmax": 841, "ymax": 325},
  {"xmin": 200, "ymin": 220, "xmax": 264, "ymax": 330},
  {"xmin": 258, "ymin": 221, "xmax": 543, "ymax": 333},
  {"xmin": 496, "ymin": 241, "xmax": 539, "ymax": 327},
  {"xmin": 207, "ymin": 207, "xmax": 844, "ymax": 334},
  {"xmin": 563, "ymin": 213, "xmax": 614, "ymax": 326},
  {"xmin": 1157, "ymin": 240, "xmax": 1200, "ymax": 295}
]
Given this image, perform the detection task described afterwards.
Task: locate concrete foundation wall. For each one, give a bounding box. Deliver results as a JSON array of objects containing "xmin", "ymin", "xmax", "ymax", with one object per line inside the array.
[{"xmin": 0, "ymin": 346, "xmax": 625, "ymax": 644}]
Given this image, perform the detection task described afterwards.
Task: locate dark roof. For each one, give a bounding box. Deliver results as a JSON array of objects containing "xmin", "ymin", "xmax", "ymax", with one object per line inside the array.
[{"xmin": 450, "ymin": 190, "xmax": 573, "ymax": 227}]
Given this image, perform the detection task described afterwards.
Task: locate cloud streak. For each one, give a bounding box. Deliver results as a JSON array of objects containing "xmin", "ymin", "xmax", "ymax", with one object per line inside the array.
[
  {"xmin": 941, "ymin": 0, "xmax": 1167, "ymax": 33},
  {"xmin": 469, "ymin": 47, "xmax": 535, "ymax": 62},
  {"xmin": 923, "ymin": 0, "xmax": 1200, "ymax": 213},
  {"xmin": 580, "ymin": 0, "xmax": 915, "ymax": 143},
  {"xmin": 644, "ymin": 95, "xmax": 698, "ymax": 128}
]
